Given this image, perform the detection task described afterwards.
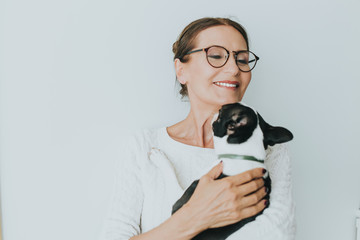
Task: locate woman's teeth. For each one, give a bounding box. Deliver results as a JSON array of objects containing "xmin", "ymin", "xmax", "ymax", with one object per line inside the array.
[{"xmin": 214, "ymin": 82, "xmax": 238, "ymax": 88}]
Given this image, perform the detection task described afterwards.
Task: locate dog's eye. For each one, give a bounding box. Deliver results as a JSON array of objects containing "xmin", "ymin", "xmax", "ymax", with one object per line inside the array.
[{"xmin": 236, "ymin": 117, "xmax": 247, "ymax": 126}]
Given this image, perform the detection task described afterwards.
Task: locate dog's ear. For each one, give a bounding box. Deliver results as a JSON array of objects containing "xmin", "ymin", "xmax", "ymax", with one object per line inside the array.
[
  {"xmin": 258, "ymin": 113, "xmax": 294, "ymax": 148},
  {"xmin": 212, "ymin": 116, "xmax": 227, "ymax": 138}
]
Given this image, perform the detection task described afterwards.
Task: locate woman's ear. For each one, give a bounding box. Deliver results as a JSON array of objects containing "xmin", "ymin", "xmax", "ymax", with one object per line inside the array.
[{"xmin": 174, "ymin": 58, "xmax": 186, "ymax": 85}]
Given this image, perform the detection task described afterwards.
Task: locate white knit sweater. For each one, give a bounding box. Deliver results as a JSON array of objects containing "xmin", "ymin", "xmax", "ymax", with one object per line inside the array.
[{"xmin": 99, "ymin": 127, "xmax": 296, "ymax": 240}]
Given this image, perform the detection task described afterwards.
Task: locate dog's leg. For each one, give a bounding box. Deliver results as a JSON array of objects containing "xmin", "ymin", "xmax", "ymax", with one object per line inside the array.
[{"xmin": 172, "ymin": 179, "xmax": 199, "ymax": 214}]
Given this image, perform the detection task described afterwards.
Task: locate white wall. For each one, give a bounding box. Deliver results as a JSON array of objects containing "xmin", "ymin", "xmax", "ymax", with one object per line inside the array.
[{"xmin": 0, "ymin": 0, "xmax": 359, "ymax": 240}]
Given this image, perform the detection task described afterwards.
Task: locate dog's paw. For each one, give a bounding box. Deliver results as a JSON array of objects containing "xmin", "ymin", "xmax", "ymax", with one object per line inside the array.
[
  {"xmin": 148, "ymin": 147, "xmax": 167, "ymax": 160},
  {"xmin": 147, "ymin": 148, "xmax": 173, "ymax": 168}
]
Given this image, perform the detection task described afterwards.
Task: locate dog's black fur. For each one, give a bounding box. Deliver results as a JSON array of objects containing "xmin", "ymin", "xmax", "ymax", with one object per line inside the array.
[{"xmin": 171, "ymin": 103, "xmax": 293, "ymax": 240}]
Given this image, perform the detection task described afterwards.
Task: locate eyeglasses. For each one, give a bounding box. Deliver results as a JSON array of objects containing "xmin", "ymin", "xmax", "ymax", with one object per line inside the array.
[{"xmin": 183, "ymin": 45, "xmax": 259, "ymax": 72}]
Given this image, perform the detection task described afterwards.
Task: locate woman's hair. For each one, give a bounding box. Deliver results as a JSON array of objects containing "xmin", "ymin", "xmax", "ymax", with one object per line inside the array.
[{"xmin": 172, "ymin": 17, "xmax": 249, "ymax": 97}]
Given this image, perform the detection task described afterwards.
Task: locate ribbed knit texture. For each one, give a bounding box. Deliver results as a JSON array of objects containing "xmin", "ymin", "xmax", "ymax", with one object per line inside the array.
[{"xmin": 99, "ymin": 127, "xmax": 295, "ymax": 240}]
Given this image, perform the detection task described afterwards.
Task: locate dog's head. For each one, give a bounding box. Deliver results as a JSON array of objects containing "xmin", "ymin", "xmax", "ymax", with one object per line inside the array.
[{"xmin": 212, "ymin": 102, "xmax": 293, "ymax": 149}]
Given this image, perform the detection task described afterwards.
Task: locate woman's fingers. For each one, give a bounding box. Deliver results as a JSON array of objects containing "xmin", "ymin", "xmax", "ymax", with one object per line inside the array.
[
  {"xmin": 204, "ymin": 161, "xmax": 223, "ymax": 180},
  {"xmin": 240, "ymin": 178, "xmax": 265, "ymax": 196},
  {"xmin": 239, "ymin": 198, "xmax": 268, "ymax": 220},
  {"xmin": 227, "ymin": 168, "xmax": 266, "ymax": 186},
  {"xmin": 219, "ymin": 177, "xmax": 266, "ymax": 205},
  {"xmin": 241, "ymin": 186, "xmax": 268, "ymax": 206}
]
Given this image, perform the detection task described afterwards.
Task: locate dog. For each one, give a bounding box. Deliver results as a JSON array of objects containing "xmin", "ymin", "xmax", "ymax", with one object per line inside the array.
[{"xmin": 171, "ymin": 102, "xmax": 293, "ymax": 240}]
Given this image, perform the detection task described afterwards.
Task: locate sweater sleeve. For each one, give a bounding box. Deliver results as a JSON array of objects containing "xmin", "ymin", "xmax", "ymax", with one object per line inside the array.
[
  {"xmin": 99, "ymin": 133, "xmax": 148, "ymax": 240},
  {"xmin": 227, "ymin": 143, "xmax": 296, "ymax": 240}
]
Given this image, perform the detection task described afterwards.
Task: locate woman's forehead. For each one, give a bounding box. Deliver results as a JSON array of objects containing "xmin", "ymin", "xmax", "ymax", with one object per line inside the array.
[{"xmin": 193, "ymin": 25, "xmax": 248, "ymax": 51}]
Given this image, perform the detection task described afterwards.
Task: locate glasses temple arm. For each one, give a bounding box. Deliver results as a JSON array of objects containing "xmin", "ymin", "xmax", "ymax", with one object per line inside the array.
[{"xmin": 185, "ymin": 49, "xmax": 203, "ymax": 55}]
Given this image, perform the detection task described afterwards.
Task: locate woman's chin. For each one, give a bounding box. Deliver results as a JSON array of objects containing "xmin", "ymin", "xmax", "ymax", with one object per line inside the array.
[
  {"xmin": 212, "ymin": 89, "xmax": 243, "ymax": 105},
  {"xmin": 216, "ymin": 95, "xmax": 242, "ymax": 106}
]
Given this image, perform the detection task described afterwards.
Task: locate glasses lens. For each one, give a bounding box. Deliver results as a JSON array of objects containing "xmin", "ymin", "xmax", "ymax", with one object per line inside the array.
[
  {"xmin": 206, "ymin": 46, "xmax": 228, "ymax": 67},
  {"xmin": 236, "ymin": 51, "xmax": 257, "ymax": 72}
]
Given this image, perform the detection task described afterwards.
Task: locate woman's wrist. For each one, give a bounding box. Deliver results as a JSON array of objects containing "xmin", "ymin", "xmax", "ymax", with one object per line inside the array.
[
  {"xmin": 171, "ymin": 203, "xmax": 208, "ymax": 239},
  {"xmin": 130, "ymin": 203, "xmax": 206, "ymax": 240}
]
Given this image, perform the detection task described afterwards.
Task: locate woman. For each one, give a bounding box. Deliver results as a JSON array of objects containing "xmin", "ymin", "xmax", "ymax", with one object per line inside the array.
[{"xmin": 100, "ymin": 17, "xmax": 295, "ymax": 240}]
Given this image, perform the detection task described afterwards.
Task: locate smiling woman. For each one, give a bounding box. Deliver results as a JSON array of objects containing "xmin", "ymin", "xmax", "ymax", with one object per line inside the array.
[{"xmin": 99, "ymin": 17, "xmax": 295, "ymax": 240}]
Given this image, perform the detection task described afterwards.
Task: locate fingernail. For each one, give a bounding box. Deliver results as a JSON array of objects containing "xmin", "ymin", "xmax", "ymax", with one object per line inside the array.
[
  {"xmin": 264, "ymin": 200, "xmax": 268, "ymax": 206},
  {"xmin": 220, "ymin": 160, "xmax": 223, "ymax": 164},
  {"xmin": 262, "ymin": 168, "xmax": 267, "ymax": 174}
]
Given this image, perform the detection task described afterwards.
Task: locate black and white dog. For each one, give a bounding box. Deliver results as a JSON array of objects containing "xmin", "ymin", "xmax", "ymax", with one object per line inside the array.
[{"xmin": 171, "ymin": 102, "xmax": 293, "ymax": 240}]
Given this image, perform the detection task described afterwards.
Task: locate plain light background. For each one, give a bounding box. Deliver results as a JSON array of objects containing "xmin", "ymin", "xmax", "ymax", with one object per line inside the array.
[{"xmin": 1, "ymin": 0, "xmax": 359, "ymax": 240}]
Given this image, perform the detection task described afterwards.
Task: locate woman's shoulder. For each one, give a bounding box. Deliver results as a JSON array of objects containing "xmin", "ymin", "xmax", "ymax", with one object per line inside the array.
[
  {"xmin": 114, "ymin": 128, "xmax": 163, "ymax": 172},
  {"xmin": 118, "ymin": 127, "xmax": 164, "ymax": 156},
  {"xmin": 128, "ymin": 127, "xmax": 162, "ymax": 148}
]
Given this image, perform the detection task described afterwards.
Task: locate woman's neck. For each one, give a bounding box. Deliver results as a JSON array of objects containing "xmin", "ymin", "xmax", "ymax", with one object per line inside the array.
[{"xmin": 167, "ymin": 102, "xmax": 220, "ymax": 148}]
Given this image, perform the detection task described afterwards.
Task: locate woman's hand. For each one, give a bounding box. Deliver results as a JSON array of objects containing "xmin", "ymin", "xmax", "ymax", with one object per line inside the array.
[
  {"xmin": 183, "ymin": 162, "xmax": 268, "ymax": 231},
  {"xmin": 130, "ymin": 162, "xmax": 268, "ymax": 240}
]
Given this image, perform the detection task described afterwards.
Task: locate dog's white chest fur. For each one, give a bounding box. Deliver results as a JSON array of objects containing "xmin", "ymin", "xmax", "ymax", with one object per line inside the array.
[{"xmin": 213, "ymin": 124, "xmax": 266, "ymax": 176}]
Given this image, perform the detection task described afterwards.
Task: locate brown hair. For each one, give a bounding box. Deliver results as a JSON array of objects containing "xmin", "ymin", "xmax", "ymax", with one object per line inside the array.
[{"xmin": 172, "ymin": 17, "xmax": 249, "ymax": 97}]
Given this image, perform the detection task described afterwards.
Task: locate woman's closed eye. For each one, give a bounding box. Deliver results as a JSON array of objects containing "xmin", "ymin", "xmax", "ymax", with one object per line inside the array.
[
  {"xmin": 236, "ymin": 59, "xmax": 249, "ymax": 65},
  {"xmin": 208, "ymin": 54, "xmax": 225, "ymax": 60}
]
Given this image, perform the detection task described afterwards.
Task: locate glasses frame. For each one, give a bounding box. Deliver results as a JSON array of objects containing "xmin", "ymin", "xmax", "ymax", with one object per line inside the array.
[{"xmin": 184, "ymin": 45, "xmax": 259, "ymax": 72}]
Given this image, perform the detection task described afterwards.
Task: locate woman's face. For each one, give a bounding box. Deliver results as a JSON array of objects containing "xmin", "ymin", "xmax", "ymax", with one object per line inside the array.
[{"xmin": 178, "ymin": 25, "xmax": 252, "ymax": 109}]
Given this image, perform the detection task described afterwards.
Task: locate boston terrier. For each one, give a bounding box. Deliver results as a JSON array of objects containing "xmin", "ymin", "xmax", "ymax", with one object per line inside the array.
[{"xmin": 171, "ymin": 102, "xmax": 293, "ymax": 240}]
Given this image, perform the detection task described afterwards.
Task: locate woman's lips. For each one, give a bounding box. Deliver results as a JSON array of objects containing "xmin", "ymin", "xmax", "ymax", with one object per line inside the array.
[{"xmin": 213, "ymin": 81, "xmax": 239, "ymax": 89}]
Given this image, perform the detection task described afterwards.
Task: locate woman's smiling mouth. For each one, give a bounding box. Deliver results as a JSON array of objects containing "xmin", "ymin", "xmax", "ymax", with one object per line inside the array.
[{"xmin": 213, "ymin": 81, "xmax": 239, "ymax": 89}]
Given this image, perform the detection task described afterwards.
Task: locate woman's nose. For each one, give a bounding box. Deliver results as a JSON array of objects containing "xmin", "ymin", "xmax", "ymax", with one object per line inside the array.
[{"xmin": 223, "ymin": 53, "xmax": 240, "ymax": 75}]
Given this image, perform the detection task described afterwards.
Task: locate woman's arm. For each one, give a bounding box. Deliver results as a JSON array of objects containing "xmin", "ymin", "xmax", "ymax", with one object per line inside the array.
[
  {"xmin": 99, "ymin": 134, "xmax": 146, "ymax": 240},
  {"xmin": 226, "ymin": 143, "xmax": 296, "ymax": 240},
  {"xmin": 260, "ymin": 143, "xmax": 296, "ymax": 238},
  {"xmin": 130, "ymin": 163, "xmax": 268, "ymax": 240},
  {"xmin": 129, "ymin": 204, "xmax": 202, "ymax": 240}
]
